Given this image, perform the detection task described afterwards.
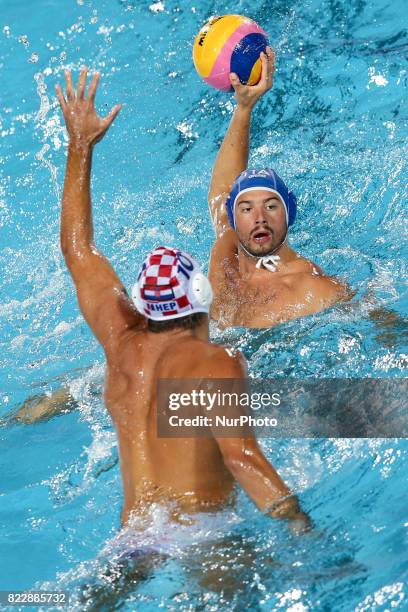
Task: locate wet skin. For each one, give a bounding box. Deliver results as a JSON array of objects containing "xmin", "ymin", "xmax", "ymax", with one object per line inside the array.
[
  {"xmin": 234, "ymin": 190, "xmax": 288, "ymax": 257},
  {"xmin": 207, "ymin": 47, "xmax": 350, "ymax": 328},
  {"xmin": 55, "ymin": 67, "xmax": 308, "ymax": 528},
  {"xmin": 209, "ymin": 190, "xmax": 349, "ymax": 329}
]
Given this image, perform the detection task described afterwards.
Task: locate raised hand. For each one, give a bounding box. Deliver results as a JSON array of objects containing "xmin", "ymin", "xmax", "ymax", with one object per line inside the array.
[
  {"xmin": 55, "ymin": 67, "xmax": 122, "ymax": 147},
  {"xmin": 230, "ymin": 46, "xmax": 275, "ymax": 110}
]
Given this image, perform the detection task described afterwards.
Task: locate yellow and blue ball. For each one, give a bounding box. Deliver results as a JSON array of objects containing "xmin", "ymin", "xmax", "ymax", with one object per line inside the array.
[{"xmin": 193, "ymin": 15, "xmax": 269, "ymax": 92}]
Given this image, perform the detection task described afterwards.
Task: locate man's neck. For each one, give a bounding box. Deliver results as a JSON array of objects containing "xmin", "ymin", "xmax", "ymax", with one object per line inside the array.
[
  {"xmin": 238, "ymin": 242, "xmax": 295, "ymax": 276},
  {"xmin": 148, "ymin": 317, "xmax": 210, "ymax": 343},
  {"xmin": 192, "ymin": 318, "xmax": 210, "ymax": 342}
]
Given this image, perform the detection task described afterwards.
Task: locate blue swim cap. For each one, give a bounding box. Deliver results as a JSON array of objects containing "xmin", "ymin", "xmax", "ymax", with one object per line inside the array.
[{"xmin": 225, "ymin": 168, "xmax": 297, "ymax": 229}]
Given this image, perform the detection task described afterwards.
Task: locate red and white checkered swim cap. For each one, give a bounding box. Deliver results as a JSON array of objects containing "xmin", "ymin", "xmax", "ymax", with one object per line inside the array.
[{"xmin": 131, "ymin": 246, "xmax": 213, "ymax": 321}]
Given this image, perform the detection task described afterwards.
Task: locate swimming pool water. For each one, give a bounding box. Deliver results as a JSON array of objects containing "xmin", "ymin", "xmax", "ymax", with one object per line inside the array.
[{"xmin": 0, "ymin": 0, "xmax": 407, "ymax": 610}]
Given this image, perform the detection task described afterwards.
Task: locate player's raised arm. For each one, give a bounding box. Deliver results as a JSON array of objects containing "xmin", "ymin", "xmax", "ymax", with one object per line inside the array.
[
  {"xmin": 56, "ymin": 69, "xmax": 142, "ymax": 361},
  {"xmin": 208, "ymin": 47, "xmax": 275, "ymax": 237}
]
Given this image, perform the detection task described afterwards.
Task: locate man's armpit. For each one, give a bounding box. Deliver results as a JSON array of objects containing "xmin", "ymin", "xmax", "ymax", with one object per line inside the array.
[{"xmin": 209, "ymin": 232, "xmax": 238, "ymax": 290}]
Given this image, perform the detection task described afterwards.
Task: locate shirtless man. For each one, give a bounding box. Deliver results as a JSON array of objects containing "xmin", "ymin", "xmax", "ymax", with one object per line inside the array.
[
  {"xmin": 208, "ymin": 47, "xmax": 349, "ymax": 328},
  {"xmin": 54, "ymin": 68, "xmax": 308, "ymax": 528}
]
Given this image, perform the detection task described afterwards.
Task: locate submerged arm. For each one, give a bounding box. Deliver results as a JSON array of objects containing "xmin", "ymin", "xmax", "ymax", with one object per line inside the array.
[
  {"xmin": 14, "ymin": 388, "xmax": 77, "ymax": 424},
  {"xmin": 210, "ymin": 351, "xmax": 310, "ymax": 530},
  {"xmin": 219, "ymin": 436, "xmax": 310, "ymax": 530}
]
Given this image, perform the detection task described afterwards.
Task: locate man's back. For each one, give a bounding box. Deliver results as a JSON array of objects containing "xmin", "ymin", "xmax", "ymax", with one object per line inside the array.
[{"xmin": 105, "ymin": 328, "xmax": 237, "ymax": 524}]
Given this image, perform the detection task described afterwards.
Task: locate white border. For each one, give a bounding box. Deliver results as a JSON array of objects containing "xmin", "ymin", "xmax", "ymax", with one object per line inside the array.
[{"xmin": 233, "ymin": 187, "xmax": 288, "ymax": 226}]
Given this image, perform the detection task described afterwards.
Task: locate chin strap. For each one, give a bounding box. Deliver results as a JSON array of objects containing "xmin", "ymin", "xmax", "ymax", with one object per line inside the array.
[
  {"xmin": 255, "ymin": 255, "xmax": 281, "ymax": 272},
  {"xmin": 239, "ymin": 230, "xmax": 288, "ymax": 273}
]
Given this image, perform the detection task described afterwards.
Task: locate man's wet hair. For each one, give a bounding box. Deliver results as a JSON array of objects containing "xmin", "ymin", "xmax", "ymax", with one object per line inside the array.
[{"xmin": 147, "ymin": 312, "xmax": 206, "ymax": 333}]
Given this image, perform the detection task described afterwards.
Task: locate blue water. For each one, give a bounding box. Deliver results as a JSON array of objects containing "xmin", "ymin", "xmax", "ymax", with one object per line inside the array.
[{"xmin": 0, "ymin": 0, "xmax": 407, "ymax": 610}]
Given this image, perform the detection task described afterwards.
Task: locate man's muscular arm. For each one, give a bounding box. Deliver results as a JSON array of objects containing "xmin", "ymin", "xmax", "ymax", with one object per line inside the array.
[
  {"xmin": 210, "ymin": 349, "xmax": 310, "ymax": 530},
  {"xmin": 56, "ymin": 69, "xmax": 142, "ymax": 360},
  {"xmin": 208, "ymin": 47, "xmax": 275, "ymax": 237}
]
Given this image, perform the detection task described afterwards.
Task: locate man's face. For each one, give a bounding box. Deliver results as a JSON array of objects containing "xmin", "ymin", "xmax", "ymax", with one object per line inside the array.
[{"xmin": 234, "ymin": 190, "xmax": 287, "ymax": 256}]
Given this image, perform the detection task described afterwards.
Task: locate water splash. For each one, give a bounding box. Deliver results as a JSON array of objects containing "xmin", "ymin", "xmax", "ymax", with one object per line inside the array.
[{"xmin": 34, "ymin": 72, "xmax": 64, "ymax": 202}]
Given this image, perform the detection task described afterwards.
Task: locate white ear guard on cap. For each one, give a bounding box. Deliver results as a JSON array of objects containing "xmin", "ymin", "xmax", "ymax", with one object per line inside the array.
[
  {"xmin": 131, "ymin": 281, "xmax": 145, "ymax": 316},
  {"xmin": 190, "ymin": 272, "xmax": 213, "ymax": 308}
]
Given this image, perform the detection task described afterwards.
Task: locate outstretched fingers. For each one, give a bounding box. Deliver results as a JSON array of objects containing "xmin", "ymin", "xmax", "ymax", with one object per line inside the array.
[
  {"xmin": 55, "ymin": 69, "xmax": 122, "ymax": 143},
  {"xmin": 104, "ymin": 104, "xmax": 122, "ymax": 128},
  {"xmin": 87, "ymin": 72, "xmax": 100, "ymax": 104},
  {"xmin": 55, "ymin": 84, "xmax": 67, "ymax": 113},
  {"xmin": 77, "ymin": 66, "xmax": 88, "ymax": 99},
  {"xmin": 65, "ymin": 70, "xmax": 75, "ymax": 101}
]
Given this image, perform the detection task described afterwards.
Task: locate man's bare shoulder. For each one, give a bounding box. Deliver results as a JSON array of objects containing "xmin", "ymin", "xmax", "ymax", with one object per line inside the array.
[
  {"xmin": 284, "ymin": 253, "xmax": 323, "ymax": 276},
  {"xmin": 190, "ymin": 340, "xmax": 246, "ymax": 378},
  {"xmin": 163, "ymin": 338, "xmax": 246, "ymax": 379},
  {"xmin": 272, "ymin": 256, "xmax": 350, "ymax": 310},
  {"xmin": 202, "ymin": 343, "xmax": 246, "ymax": 377},
  {"xmin": 293, "ymin": 267, "xmax": 350, "ymax": 303}
]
